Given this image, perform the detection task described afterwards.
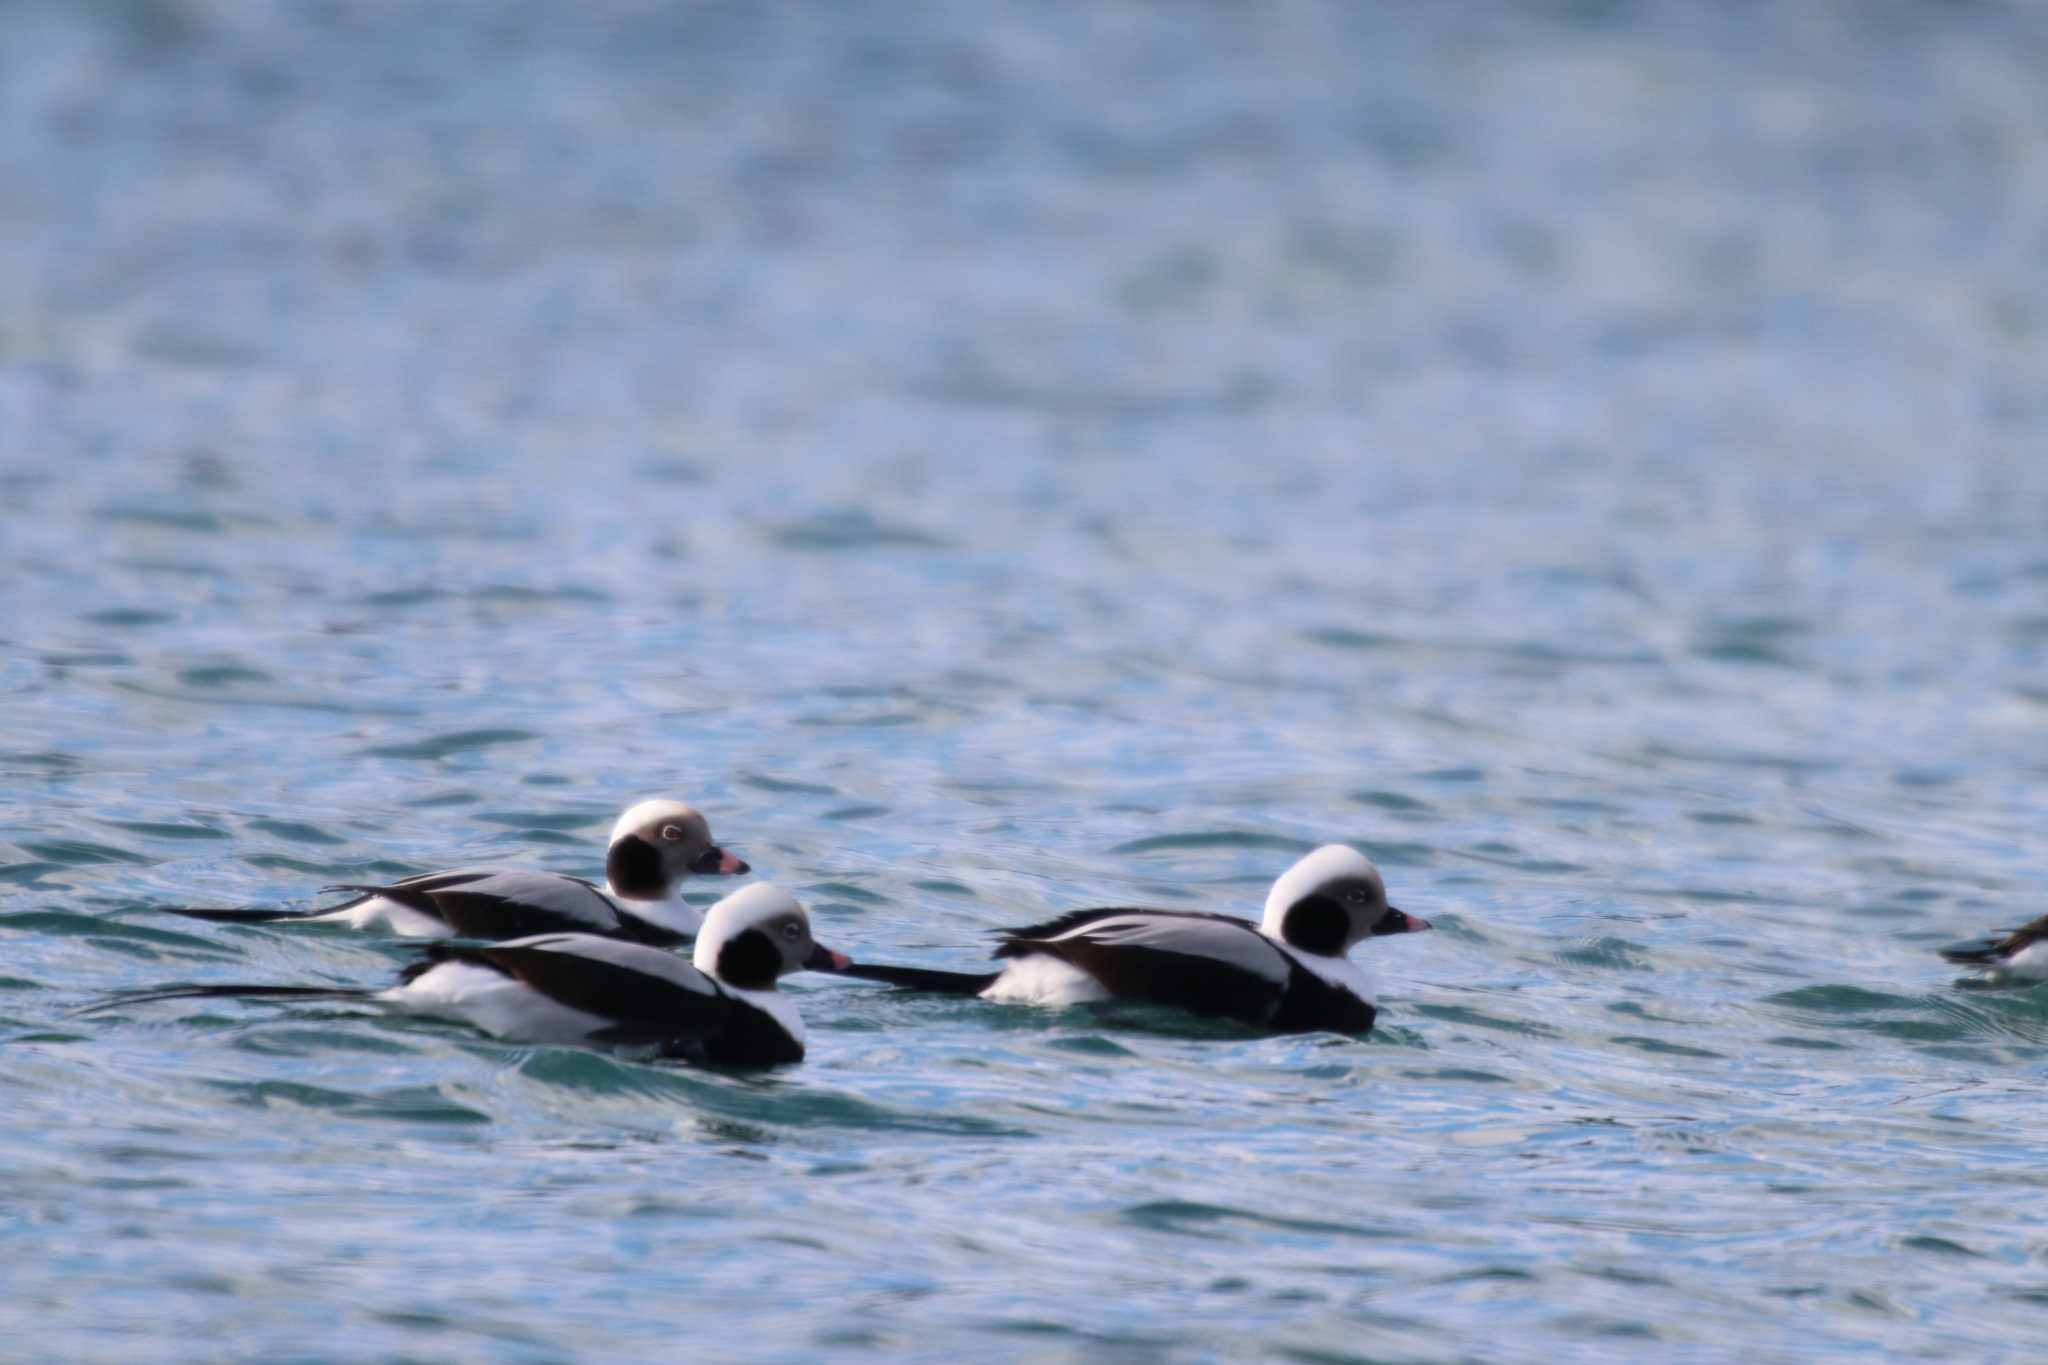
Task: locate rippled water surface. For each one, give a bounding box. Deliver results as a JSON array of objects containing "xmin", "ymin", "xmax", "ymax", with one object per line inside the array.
[{"xmin": 6, "ymin": 2, "xmax": 2048, "ymax": 1360}]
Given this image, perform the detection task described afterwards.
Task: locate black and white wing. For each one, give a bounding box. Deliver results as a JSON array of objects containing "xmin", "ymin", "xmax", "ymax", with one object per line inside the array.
[
  {"xmin": 404, "ymin": 933, "xmax": 733, "ymax": 1044},
  {"xmin": 330, "ymin": 867, "xmax": 632, "ymax": 939},
  {"xmin": 998, "ymin": 908, "xmax": 1294, "ymax": 1025}
]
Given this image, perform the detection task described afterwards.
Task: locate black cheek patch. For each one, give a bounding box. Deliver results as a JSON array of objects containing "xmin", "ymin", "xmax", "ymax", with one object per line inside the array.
[
  {"xmin": 605, "ymin": 834, "xmax": 666, "ymax": 899},
  {"xmin": 1278, "ymin": 895, "xmax": 1351, "ymax": 956},
  {"xmin": 715, "ymin": 928, "xmax": 783, "ymax": 991}
]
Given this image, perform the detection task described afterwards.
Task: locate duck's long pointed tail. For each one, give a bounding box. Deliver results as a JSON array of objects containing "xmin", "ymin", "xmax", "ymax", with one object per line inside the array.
[
  {"xmin": 73, "ymin": 984, "xmax": 377, "ymax": 1016},
  {"xmin": 160, "ymin": 906, "xmax": 314, "ymax": 924},
  {"xmin": 837, "ymin": 962, "xmax": 1001, "ymax": 994}
]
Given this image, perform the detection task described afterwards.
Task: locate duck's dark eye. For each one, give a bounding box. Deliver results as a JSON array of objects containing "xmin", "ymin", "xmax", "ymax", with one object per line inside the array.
[
  {"xmin": 660, "ymin": 824, "xmax": 684, "ymax": 841},
  {"xmin": 1345, "ymin": 887, "xmax": 1368, "ymax": 904},
  {"xmin": 781, "ymin": 922, "xmax": 801, "ymax": 940}
]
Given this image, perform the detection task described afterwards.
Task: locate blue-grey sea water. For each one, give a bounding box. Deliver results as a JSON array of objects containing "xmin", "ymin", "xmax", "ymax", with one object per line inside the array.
[{"xmin": 4, "ymin": 2, "xmax": 2048, "ymax": 1360}]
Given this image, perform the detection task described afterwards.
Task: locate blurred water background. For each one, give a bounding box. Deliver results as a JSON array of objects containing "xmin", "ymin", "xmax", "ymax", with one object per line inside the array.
[{"xmin": 4, "ymin": 1, "xmax": 2048, "ymax": 1360}]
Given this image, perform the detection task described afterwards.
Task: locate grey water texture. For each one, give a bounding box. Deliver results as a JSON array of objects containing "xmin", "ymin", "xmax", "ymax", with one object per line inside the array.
[{"xmin": 4, "ymin": 2, "xmax": 2048, "ymax": 1361}]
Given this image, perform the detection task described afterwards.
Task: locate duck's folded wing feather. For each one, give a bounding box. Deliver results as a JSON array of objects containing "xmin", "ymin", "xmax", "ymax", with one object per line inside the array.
[
  {"xmin": 411, "ymin": 934, "xmax": 730, "ymax": 1041},
  {"xmin": 1001, "ymin": 910, "xmax": 1292, "ymax": 1023},
  {"xmin": 343, "ymin": 868, "xmax": 623, "ymax": 938}
]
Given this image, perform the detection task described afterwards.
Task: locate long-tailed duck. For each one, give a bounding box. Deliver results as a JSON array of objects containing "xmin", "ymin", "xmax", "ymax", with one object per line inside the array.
[
  {"xmin": 1941, "ymin": 914, "xmax": 2048, "ymax": 981},
  {"xmin": 99, "ymin": 883, "xmax": 846, "ymax": 1067},
  {"xmin": 840, "ymin": 845, "xmax": 1429, "ymax": 1033},
  {"xmin": 169, "ymin": 799, "xmax": 747, "ymax": 944}
]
